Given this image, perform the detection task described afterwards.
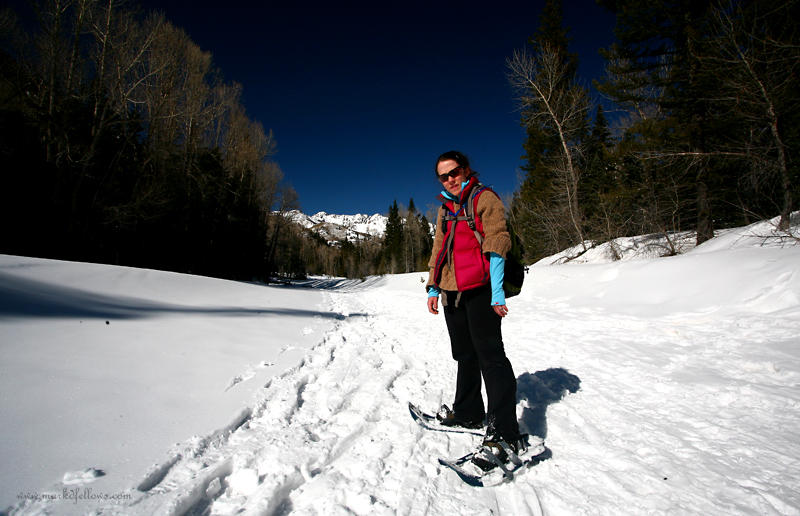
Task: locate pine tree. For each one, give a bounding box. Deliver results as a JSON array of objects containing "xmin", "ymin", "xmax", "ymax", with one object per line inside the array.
[
  {"xmin": 581, "ymin": 106, "xmax": 619, "ymax": 241},
  {"xmin": 581, "ymin": 106, "xmax": 612, "ymax": 214},
  {"xmin": 597, "ymin": 0, "xmax": 731, "ymax": 245},
  {"xmin": 402, "ymin": 198, "xmax": 433, "ymax": 272},
  {"xmin": 383, "ymin": 200, "xmax": 403, "ymax": 273}
]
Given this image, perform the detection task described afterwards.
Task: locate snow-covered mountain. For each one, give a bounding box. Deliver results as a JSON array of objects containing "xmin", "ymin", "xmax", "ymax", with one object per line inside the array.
[
  {"xmin": 287, "ymin": 210, "xmax": 388, "ymax": 243},
  {"xmin": 286, "ymin": 210, "xmax": 434, "ymax": 244}
]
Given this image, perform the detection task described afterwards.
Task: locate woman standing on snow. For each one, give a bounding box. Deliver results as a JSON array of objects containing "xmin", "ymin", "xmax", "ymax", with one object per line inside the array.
[{"xmin": 425, "ymin": 150, "xmax": 524, "ymax": 471}]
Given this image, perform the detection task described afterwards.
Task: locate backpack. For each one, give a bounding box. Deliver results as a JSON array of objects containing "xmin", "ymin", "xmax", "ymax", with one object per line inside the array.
[{"xmin": 442, "ymin": 184, "xmax": 528, "ymax": 298}]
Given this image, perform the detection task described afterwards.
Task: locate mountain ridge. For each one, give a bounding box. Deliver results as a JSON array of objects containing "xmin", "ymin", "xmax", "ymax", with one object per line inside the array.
[{"xmin": 287, "ymin": 210, "xmax": 389, "ymax": 243}]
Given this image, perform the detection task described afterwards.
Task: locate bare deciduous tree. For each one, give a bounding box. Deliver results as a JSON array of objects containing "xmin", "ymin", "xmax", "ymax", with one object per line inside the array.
[{"xmin": 507, "ymin": 43, "xmax": 590, "ymax": 251}]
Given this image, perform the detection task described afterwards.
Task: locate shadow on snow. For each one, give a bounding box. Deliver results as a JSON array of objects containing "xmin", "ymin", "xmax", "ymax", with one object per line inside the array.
[
  {"xmin": 269, "ymin": 276, "xmax": 385, "ymax": 292},
  {"xmin": 516, "ymin": 368, "xmax": 581, "ymax": 439},
  {"xmin": 0, "ymin": 272, "xmax": 367, "ymax": 321}
]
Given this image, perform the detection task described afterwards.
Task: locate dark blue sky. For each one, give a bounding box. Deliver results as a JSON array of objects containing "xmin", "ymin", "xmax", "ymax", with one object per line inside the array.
[{"xmin": 126, "ymin": 2, "xmax": 618, "ymax": 216}]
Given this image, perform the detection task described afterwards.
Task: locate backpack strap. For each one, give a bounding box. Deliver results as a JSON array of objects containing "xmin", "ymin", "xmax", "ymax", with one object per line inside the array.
[
  {"xmin": 464, "ymin": 183, "xmax": 488, "ymax": 247},
  {"xmin": 440, "ymin": 183, "xmax": 490, "ymax": 250},
  {"xmin": 439, "ymin": 204, "xmax": 464, "ymax": 272}
]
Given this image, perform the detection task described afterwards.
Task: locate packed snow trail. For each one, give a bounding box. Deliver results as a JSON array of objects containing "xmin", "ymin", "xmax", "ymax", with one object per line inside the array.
[{"xmin": 113, "ymin": 277, "xmax": 548, "ymax": 515}]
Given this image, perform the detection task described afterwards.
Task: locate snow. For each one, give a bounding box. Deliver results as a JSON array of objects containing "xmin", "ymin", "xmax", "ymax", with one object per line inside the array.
[
  {"xmin": 0, "ymin": 259, "xmax": 335, "ymax": 512},
  {"xmin": 2, "ymin": 215, "xmax": 800, "ymax": 515}
]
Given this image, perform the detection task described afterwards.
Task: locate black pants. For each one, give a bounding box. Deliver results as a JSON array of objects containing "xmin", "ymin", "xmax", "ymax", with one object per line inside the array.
[{"xmin": 443, "ymin": 285, "xmax": 520, "ymax": 440}]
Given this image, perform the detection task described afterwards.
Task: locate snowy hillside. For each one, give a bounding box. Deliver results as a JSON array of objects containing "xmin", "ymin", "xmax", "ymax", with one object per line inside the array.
[
  {"xmin": 3, "ymin": 215, "xmax": 800, "ymax": 515},
  {"xmin": 537, "ymin": 213, "xmax": 800, "ymax": 265}
]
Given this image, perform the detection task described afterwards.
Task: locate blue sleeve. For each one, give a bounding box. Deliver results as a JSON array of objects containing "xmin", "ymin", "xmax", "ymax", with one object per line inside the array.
[
  {"xmin": 427, "ymin": 286, "xmax": 440, "ymax": 298},
  {"xmin": 489, "ymin": 252, "xmax": 505, "ymax": 306}
]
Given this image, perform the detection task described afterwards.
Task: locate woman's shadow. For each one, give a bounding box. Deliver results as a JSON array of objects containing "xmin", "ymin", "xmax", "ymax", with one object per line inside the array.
[{"xmin": 517, "ymin": 368, "xmax": 581, "ymax": 440}]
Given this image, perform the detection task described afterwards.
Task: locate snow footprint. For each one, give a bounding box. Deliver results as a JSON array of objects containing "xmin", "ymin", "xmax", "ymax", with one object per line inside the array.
[{"xmin": 225, "ymin": 361, "xmax": 275, "ymax": 392}]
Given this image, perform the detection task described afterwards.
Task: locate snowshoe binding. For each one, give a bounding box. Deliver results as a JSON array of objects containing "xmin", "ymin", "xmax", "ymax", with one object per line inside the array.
[{"xmin": 471, "ymin": 432, "xmax": 527, "ymax": 472}]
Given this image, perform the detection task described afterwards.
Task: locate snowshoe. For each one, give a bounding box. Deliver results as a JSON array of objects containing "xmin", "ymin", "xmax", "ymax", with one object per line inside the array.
[
  {"xmin": 408, "ymin": 402, "xmax": 484, "ymax": 436},
  {"xmin": 435, "ymin": 404, "xmax": 484, "ymax": 429},
  {"xmin": 439, "ymin": 434, "xmax": 548, "ymax": 487}
]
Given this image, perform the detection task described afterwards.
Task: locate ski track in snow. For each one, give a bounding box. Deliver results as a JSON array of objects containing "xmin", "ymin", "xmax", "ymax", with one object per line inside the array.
[{"xmin": 8, "ymin": 245, "xmax": 800, "ymax": 514}]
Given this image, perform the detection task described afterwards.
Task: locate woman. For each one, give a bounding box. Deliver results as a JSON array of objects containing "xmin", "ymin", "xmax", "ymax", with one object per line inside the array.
[{"xmin": 426, "ymin": 150, "xmax": 524, "ymax": 470}]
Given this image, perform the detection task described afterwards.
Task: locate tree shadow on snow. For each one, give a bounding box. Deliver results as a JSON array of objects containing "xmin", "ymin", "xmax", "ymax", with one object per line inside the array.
[
  {"xmin": 269, "ymin": 276, "xmax": 385, "ymax": 292},
  {"xmin": 0, "ymin": 272, "xmax": 367, "ymax": 321},
  {"xmin": 516, "ymin": 368, "xmax": 581, "ymax": 439}
]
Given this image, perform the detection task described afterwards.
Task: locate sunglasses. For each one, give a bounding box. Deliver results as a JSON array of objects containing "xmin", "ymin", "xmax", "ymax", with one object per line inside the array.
[{"xmin": 437, "ymin": 166, "xmax": 462, "ymax": 182}]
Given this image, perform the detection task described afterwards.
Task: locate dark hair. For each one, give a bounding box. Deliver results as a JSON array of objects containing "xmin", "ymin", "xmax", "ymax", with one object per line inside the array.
[{"xmin": 434, "ymin": 150, "xmax": 476, "ymax": 178}]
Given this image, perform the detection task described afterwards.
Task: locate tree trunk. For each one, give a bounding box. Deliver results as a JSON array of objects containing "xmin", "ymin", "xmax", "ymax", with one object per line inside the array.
[{"xmin": 696, "ymin": 171, "xmax": 714, "ymax": 245}]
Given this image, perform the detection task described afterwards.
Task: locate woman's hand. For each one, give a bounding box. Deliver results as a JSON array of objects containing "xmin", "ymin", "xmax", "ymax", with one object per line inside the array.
[
  {"xmin": 493, "ymin": 304, "xmax": 509, "ymax": 318},
  {"xmin": 427, "ymin": 296, "xmax": 439, "ymax": 315}
]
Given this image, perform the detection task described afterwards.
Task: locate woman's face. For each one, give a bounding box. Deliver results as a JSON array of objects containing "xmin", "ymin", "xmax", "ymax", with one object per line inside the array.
[{"xmin": 436, "ymin": 159, "xmax": 469, "ymax": 197}]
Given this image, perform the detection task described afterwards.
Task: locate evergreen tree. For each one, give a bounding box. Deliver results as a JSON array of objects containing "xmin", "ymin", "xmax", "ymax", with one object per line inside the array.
[
  {"xmin": 383, "ymin": 200, "xmax": 403, "ymax": 273},
  {"xmin": 581, "ymin": 105, "xmax": 612, "ymax": 220},
  {"xmin": 418, "ymin": 213, "xmax": 433, "ymax": 270},
  {"xmin": 597, "ymin": 0, "xmax": 732, "ymax": 245},
  {"xmin": 580, "ymin": 105, "xmax": 623, "ymax": 243},
  {"xmin": 402, "ymin": 198, "xmax": 433, "ymax": 273}
]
